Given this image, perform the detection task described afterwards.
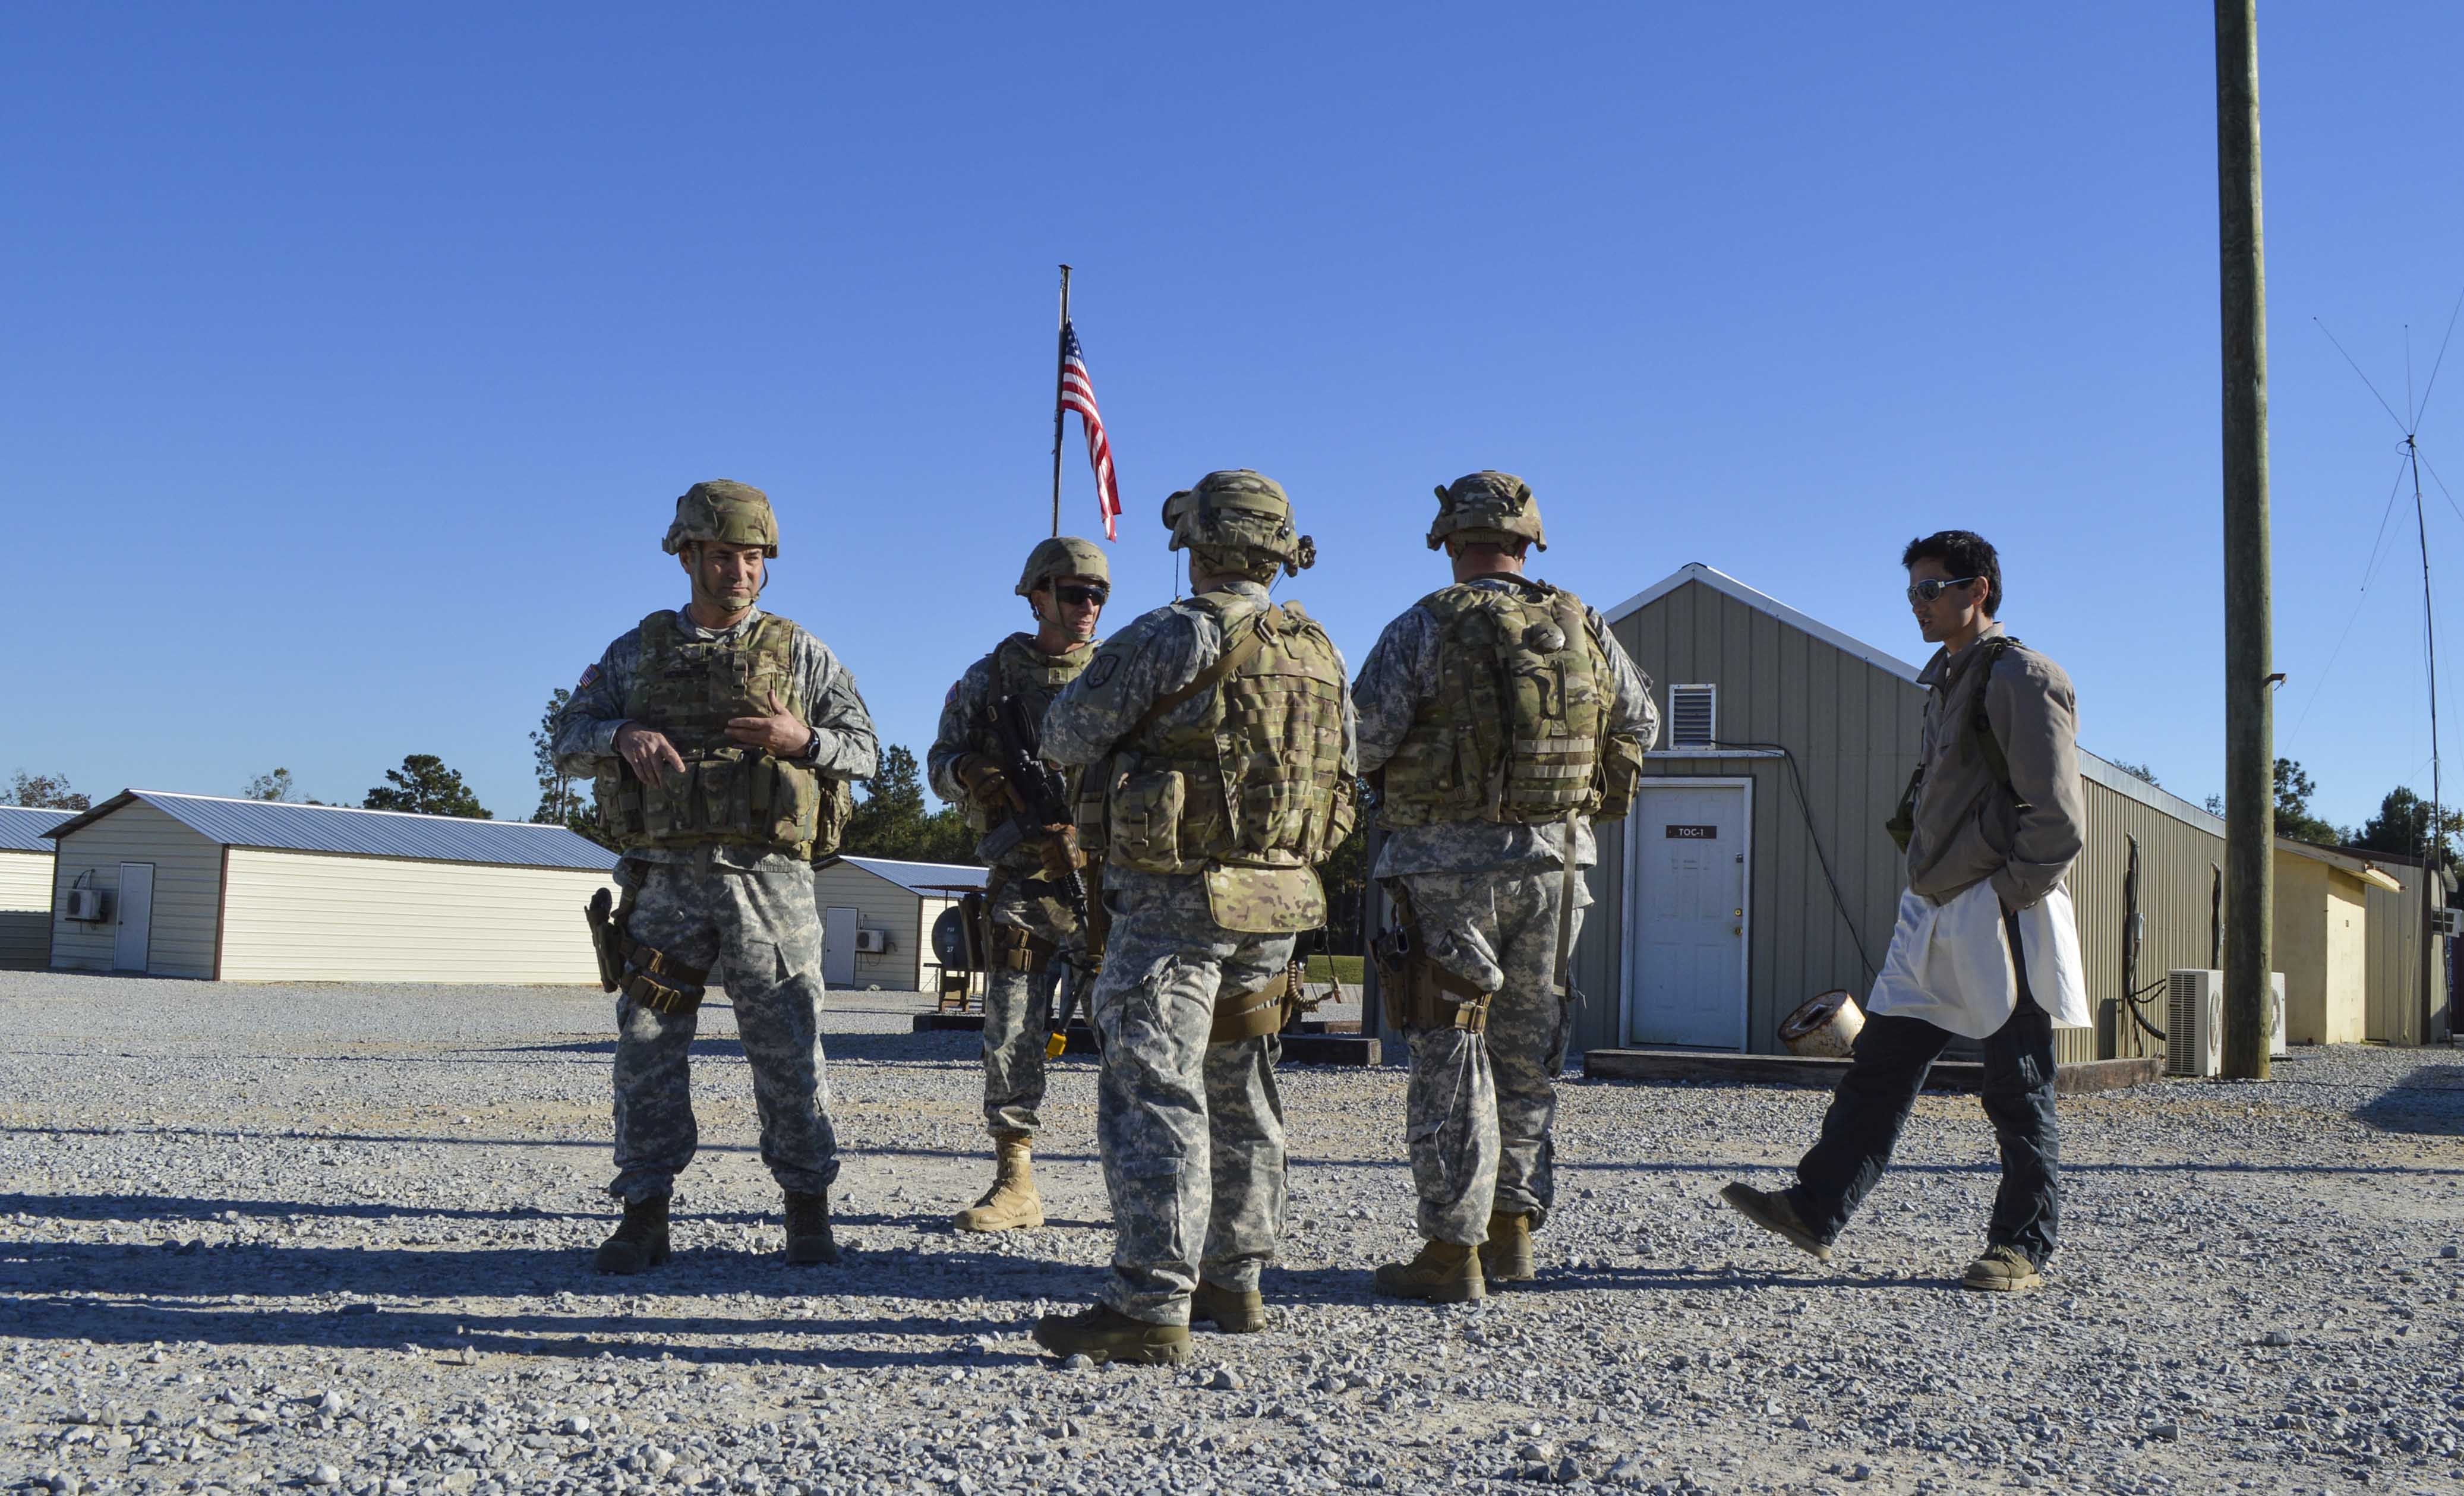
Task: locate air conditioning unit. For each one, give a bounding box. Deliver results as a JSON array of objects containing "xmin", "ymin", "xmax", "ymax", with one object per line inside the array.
[
  {"xmin": 65, "ymin": 888, "xmax": 108, "ymax": 923},
  {"xmin": 2434, "ymin": 906, "xmax": 2463, "ymax": 939},
  {"xmin": 2165, "ymin": 969, "xmax": 2288, "ymax": 1072},
  {"xmin": 853, "ymin": 927, "xmax": 889, "ymax": 954},
  {"xmin": 2166, "ymin": 969, "xmax": 2222, "ymax": 1078}
]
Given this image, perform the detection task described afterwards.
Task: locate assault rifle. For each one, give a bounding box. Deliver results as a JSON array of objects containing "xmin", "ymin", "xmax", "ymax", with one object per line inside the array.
[{"xmin": 980, "ymin": 693, "xmax": 1098, "ymax": 1056}]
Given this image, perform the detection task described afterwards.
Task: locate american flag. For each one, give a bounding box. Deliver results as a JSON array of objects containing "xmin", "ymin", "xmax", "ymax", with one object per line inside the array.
[{"xmin": 1059, "ymin": 322, "xmax": 1122, "ymax": 540}]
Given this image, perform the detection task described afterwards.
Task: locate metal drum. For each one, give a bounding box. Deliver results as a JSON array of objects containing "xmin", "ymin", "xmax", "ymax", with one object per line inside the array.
[{"xmin": 1777, "ymin": 988, "xmax": 1864, "ymax": 1058}]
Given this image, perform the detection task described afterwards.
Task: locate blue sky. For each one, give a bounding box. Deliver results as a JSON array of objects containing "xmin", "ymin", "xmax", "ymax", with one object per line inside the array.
[{"xmin": 6, "ymin": 4, "xmax": 2462, "ymax": 832}]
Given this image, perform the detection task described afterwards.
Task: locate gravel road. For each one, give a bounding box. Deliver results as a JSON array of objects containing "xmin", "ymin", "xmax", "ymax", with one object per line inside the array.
[{"xmin": 2, "ymin": 971, "xmax": 2459, "ymax": 1496}]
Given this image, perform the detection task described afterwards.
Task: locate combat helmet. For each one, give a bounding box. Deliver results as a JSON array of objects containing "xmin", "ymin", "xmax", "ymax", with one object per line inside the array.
[
  {"xmin": 1015, "ymin": 535, "xmax": 1112, "ymax": 596},
  {"xmin": 663, "ymin": 479, "xmax": 780, "ymax": 557},
  {"xmin": 1426, "ymin": 471, "xmax": 1546, "ymax": 553},
  {"xmin": 1162, "ymin": 469, "xmax": 1317, "ymax": 579}
]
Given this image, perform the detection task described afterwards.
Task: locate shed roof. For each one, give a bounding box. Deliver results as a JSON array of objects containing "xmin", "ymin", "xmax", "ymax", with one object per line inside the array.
[
  {"xmin": 42, "ymin": 790, "xmax": 619, "ymax": 872},
  {"xmin": 0, "ymin": 806, "xmax": 74, "ymax": 853},
  {"xmin": 818, "ymin": 855, "xmax": 988, "ymax": 895},
  {"xmin": 2275, "ymin": 837, "xmax": 2407, "ymax": 893},
  {"xmin": 1606, "ymin": 562, "xmax": 2231, "ymax": 840}
]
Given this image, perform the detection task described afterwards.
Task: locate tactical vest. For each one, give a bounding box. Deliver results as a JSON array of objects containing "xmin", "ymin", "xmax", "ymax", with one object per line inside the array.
[
  {"xmin": 960, "ymin": 634, "xmax": 1098, "ymax": 835},
  {"xmin": 1100, "ymin": 592, "xmax": 1354, "ymax": 929},
  {"xmin": 594, "ymin": 610, "xmax": 833, "ymax": 859},
  {"xmin": 1377, "ymin": 580, "xmax": 1621, "ymax": 828}
]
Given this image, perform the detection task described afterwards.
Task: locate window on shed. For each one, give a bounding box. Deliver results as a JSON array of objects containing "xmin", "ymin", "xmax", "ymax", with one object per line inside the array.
[{"xmin": 1668, "ymin": 684, "xmax": 1717, "ymax": 749}]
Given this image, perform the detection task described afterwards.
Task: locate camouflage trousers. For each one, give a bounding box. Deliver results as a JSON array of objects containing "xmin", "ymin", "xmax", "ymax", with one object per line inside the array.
[
  {"xmin": 1089, "ymin": 866, "xmax": 1291, "ymax": 1325},
  {"xmin": 1386, "ymin": 865, "xmax": 1589, "ymax": 1244},
  {"xmin": 608, "ymin": 859, "xmax": 840, "ymax": 1204},
  {"xmin": 979, "ymin": 870, "xmax": 1082, "ymax": 1138}
]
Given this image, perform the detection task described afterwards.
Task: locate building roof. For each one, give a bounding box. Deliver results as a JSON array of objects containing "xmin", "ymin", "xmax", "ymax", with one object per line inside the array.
[
  {"xmin": 0, "ymin": 806, "xmax": 75, "ymax": 853},
  {"xmin": 2274, "ymin": 837, "xmax": 2408, "ymax": 893},
  {"xmin": 819, "ymin": 855, "xmax": 988, "ymax": 895},
  {"xmin": 1606, "ymin": 562, "xmax": 2231, "ymax": 840},
  {"xmin": 42, "ymin": 790, "xmax": 619, "ymax": 872}
]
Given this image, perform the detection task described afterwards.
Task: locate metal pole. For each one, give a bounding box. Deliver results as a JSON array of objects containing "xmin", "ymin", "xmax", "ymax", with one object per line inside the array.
[
  {"xmin": 2216, "ymin": 0, "xmax": 2273, "ymax": 1080},
  {"xmin": 1050, "ymin": 264, "xmax": 1072, "ymax": 539},
  {"xmin": 2410, "ymin": 435, "xmax": 2443, "ymax": 1043}
]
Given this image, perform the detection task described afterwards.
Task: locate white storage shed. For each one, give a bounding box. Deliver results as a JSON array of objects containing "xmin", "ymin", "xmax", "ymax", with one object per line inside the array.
[
  {"xmin": 0, "ymin": 807, "xmax": 72, "ymax": 969},
  {"xmin": 45, "ymin": 790, "xmax": 619, "ymax": 983},
  {"xmin": 811, "ymin": 856, "xmax": 986, "ymax": 991}
]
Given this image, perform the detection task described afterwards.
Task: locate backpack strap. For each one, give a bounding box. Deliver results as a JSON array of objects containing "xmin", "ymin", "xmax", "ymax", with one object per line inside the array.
[
  {"xmin": 1971, "ymin": 636, "xmax": 2032, "ymax": 813},
  {"xmin": 1124, "ymin": 605, "xmax": 1273, "ymax": 741}
]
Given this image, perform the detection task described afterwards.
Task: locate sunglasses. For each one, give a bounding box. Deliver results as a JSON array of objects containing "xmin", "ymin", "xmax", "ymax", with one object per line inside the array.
[
  {"xmin": 1906, "ymin": 576, "xmax": 1978, "ymax": 605},
  {"xmin": 1055, "ymin": 584, "xmax": 1109, "ymax": 607}
]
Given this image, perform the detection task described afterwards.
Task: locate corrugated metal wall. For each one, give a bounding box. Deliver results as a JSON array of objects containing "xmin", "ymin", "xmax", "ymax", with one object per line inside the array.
[
  {"xmin": 2362, "ymin": 854, "xmax": 2449, "ymax": 1046},
  {"xmin": 217, "ymin": 848, "xmax": 614, "ymax": 983},
  {"xmin": 2065, "ymin": 778, "xmax": 2226, "ymax": 1065},
  {"xmin": 1588, "ymin": 579, "xmax": 1924, "ymax": 1059},
  {"xmin": 0, "ymin": 851, "xmax": 53, "ymax": 969},
  {"xmin": 49, "ymin": 801, "xmax": 222, "ymax": 978}
]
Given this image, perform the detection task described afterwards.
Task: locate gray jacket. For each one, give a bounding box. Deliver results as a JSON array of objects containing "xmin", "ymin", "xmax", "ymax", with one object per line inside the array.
[{"xmin": 1903, "ymin": 622, "xmax": 2084, "ymax": 911}]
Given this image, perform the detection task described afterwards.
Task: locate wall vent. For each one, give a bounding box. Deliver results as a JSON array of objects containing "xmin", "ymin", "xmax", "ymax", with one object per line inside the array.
[{"xmin": 1668, "ymin": 684, "xmax": 1717, "ymax": 749}]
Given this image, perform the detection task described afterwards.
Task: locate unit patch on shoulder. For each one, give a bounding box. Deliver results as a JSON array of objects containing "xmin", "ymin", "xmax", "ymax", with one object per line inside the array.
[
  {"xmin": 1086, "ymin": 652, "xmax": 1121, "ymax": 690},
  {"xmin": 577, "ymin": 664, "xmax": 601, "ymax": 690}
]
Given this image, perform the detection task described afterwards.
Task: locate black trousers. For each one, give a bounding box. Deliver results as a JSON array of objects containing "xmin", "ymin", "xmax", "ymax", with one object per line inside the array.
[{"xmin": 1787, "ymin": 909, "xmax": 2061, "ymax": 1266}]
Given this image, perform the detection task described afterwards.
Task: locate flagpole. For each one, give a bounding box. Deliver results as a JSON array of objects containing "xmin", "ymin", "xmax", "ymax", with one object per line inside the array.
[{"xmin": 1050, "ymin": 264, "xmax": 1072, "ymax": 538}]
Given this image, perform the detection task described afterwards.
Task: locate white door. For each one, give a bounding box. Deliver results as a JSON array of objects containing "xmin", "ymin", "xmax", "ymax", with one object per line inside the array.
[
  {"xmin": 114, "ymin": 863, "xmax": 156, "ymax": 974},
  {"xmin": 1626, "ymin": 782, "xmax": 1749, "ymax": 1049},
  {"xmin": 823, "ymin": 905, "xmax": 859, "ymax": 988}
]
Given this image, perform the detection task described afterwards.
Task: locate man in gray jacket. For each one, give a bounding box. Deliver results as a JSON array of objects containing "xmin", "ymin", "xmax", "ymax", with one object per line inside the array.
[{"xmin": 1723, "ymin": 529, "xmax": 2091, "ymax": 1292}]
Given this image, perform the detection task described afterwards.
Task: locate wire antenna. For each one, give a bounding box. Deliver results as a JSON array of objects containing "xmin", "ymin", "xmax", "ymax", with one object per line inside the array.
[{"xmin": 2316, "ymin": 297, "xmax": 2464, "ymax": 878}]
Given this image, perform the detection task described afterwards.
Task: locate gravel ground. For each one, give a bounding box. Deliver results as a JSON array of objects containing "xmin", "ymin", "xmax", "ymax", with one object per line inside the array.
[{"xmin": 2, "ymin": 971, "xmax": 2460, "ymax": 1496}]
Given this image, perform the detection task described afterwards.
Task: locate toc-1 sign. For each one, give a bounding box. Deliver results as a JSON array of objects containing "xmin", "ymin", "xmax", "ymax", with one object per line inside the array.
[{"xmin": 1665, "ymin": 825, "xmax": 1718, "ymax": 839}]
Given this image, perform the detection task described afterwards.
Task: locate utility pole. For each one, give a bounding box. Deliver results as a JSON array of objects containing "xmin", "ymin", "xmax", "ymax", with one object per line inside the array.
[{"xmin": 2216, "ymin": 0, "xmax": 2273, "ymax": 1080}]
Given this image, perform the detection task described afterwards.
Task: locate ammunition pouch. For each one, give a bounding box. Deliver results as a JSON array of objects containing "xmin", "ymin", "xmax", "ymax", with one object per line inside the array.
[
  {"xmin": 988, "ymin": 922, "xmax": 1059, "ymax": 974},
  {"xmin": 1594, "ymin": 734, "xmax": 1646, "ymax": 822},
  {"xmin": 583, "ymin": 869, "xmax": 708, "ymax": 1016}
]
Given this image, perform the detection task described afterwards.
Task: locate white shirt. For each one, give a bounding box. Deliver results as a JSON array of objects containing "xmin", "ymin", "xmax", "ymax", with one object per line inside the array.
[{"xmin": 1864, "ymin": 879, "xmax": 2093, "ymax": 1040}]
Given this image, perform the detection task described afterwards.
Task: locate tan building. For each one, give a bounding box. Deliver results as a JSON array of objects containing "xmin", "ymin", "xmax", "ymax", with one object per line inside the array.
[
  {"xmin": 0, "ymin": 807, "xmax": 72, "ymax": 970},
  {"xmin": 2271, "ymin": 839, "xmax": 2400, "ymax": 1044},
  {"xmin": 811, "ymin": 856, "xmax": 985, "ymax": 992},
  {"xmin": 45, "ymin": 790, "xmax": 618, "ymax": 983}
]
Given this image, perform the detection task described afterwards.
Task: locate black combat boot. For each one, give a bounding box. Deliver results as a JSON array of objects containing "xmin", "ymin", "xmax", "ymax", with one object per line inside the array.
[
  {"xmin": 594, "ymin": 1194, "xmax": 671, "ymax": 1276},
  {"xmin": 783, "ymin": 1190, "xmax": 841, "ymax": 1265}
]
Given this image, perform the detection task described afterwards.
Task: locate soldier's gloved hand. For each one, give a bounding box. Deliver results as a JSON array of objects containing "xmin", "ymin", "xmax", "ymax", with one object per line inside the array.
[
  {"xmin": 615, "ymin": 723, "xmax": 689, "ymax": 788},
  {"xmin": 956, "ymin": 754, "xmax": 1012, "ymax": 811},
  {"xmin": 1037, "ymin": 823, "xmax": 1087, "ymax": 880}
]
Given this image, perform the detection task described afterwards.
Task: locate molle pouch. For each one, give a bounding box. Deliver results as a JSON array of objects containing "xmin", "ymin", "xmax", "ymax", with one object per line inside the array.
[
  {"xmin": 810, "ymin": 777, "xmax": 854, "ymax": 859},
  {"xmin": 769, "ymin": 760, "xmax": 821, "ymax": 850},
  {"xmin": 639, "ymin": 760, "xmax": 689, "ymax": 839},
  {"xmin": 1594, "ymin": 734, "xmax": 1646, "ymax": 821},
  {"xmin": 594, "ymin": 765, "xmax": 643, "ymax": 841},
  {"xmin": 1107, "ymin": 767, "xmax": 1187, "ymax": 874},
  {"xmin": 1075, "ymin": 754, "xmax": 1121, "ymax": 854},
  {"xmin": 1201, "ymin": 863, "xmax": 1327, "ymax": 935},
  {"xmin": 1320, "ymin": 772, "xmax": 1358, "ymax": 856}
]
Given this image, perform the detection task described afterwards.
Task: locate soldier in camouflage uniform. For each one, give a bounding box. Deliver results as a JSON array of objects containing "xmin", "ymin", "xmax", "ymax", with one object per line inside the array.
[
  {"xmin": 1029, "ymin": 471, "xmax": 1358, "ymax": 1365},
  {"xmin": 927, "ymin": 536, "xmax": 1111, "ymax": 1232},
  {"xmin": 1354, "ymin": 472, "xmax": 1658, "ymax": 1302},
  {"xmin": 553, "ymin": 479, "xmax": 879, "ymax": 1274}
]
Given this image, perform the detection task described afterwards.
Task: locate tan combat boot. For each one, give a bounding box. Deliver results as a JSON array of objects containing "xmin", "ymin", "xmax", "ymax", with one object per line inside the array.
[
  {"xmin": 953, "ymin": 1132, "xmax": 1045, "ymax": 1232},
  {"xmin": 782, "ymin": 1190, "xmax": 841, "ymax": 1266},
  {"xmin": 1372, "ymin": 1239, "xmax": 1485, "ymax": 1303},
  {"xmin": 1479, "ymin": 1211, "xmax": 1536, "ymax": 1286},
  {"xmin": 1961, "ymin": 1244, "xmax": 2043, "ymax": 1293},
  {"xmin": 594, "ymin": 1194, "xmax": 671, "ymax": 1276},
  {"xmin": 1190, "ymin": 1280, "xmax": 1269, "ymax": 1333},
  {"xmin": 1031, "ymin": 1304, "xmax": 1192, "ymax": 1366}
]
